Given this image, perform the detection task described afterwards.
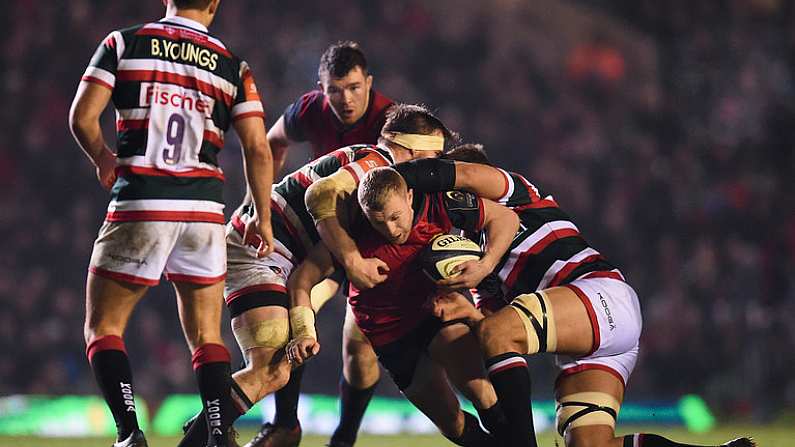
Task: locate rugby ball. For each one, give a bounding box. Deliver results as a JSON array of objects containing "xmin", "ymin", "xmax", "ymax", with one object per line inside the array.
[{"xmin": 421, "ymin": 234, "xmax": 483, "ymax": 281}]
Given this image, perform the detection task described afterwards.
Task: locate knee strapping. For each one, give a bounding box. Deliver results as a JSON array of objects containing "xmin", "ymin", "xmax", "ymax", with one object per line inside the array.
[
  {"xmin": 555, "ymin": 392, "xmax": 620, "ymax": 436},
  {"xmin": 509, "ymin": 291, "xmax": 557, "ymax": 354},
  {"xmin": 233, "ymin": 318, "xmax": 289, "ymax": 351}
]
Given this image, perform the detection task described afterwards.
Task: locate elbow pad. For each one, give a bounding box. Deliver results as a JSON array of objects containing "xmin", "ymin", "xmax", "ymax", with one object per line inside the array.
[{"xmin": 394, "ymin": 158, "xmax": 456, "ymax": 192}]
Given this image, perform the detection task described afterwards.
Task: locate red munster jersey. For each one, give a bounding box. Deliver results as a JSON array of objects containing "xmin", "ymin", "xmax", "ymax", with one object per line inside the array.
[
  {"xmin": 348, "ymin": 190, "xmax": 485, "ymax": 346},
  {"xmin": 282, "ymin": 89, "xmax": 394, "ymax": 159}
]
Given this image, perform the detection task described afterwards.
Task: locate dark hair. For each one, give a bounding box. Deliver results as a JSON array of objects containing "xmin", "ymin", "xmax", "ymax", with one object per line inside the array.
[
  {"xmin": 381, "ymin": 103, "xmax": 459, "ymax": 146},
  {"xmin": 442, "ymin": 144, "xmax": 492, "ymax": 165},
  {"xmin": 318, "ymin": 41, "xmax": 368, "ymax": 80},
  {"xmin": 173, "ymin": 0, "xmax": 212, "ymax": 10},
  {"xmin": 358, "ymin": 167, "xmax": 407, "ymax": 212}
]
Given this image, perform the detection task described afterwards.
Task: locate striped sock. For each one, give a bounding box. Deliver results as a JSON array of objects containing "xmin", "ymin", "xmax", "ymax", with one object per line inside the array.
[
  {"xmin": 485, "ymin": 353, "xmax": 537, "ymax": 447},
  {"xmin": 178, "ymin": 378, "xmax": 252, "ymax": 447},
  {"xmin": 86, "ymin": 335, "xmax": 139, "ymax": 441},
  {"xmin": 192, "ymin": 343, "xmax": 232, "ymax": 446}
]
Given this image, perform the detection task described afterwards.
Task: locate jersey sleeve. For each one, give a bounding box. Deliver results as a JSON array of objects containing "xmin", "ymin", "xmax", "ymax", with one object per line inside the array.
[
  {"xmin": 340, "ymin": 149, "xmax": 393, "ymax": 183},
  {"xmin": 497, "ymin": 169, "xmax": 557, "ymax": 208},
  {"xmin": 231, "ymin": 61, "xmax": 266, "ymax": 122},
  {"xmin": 81, "ymin": 31, "xmax": 123, "ymax": 90},
  {"xmin": 440, "ymin": 190, "xmax": 485, "ymax": 233},
  {"xmin": 283, "ymin": 91, "xmax": 322, "ymax": 142}
]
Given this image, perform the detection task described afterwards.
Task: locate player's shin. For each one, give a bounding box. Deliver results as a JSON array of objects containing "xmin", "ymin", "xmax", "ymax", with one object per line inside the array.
[
  {"xmin": 272, "ymin": 365, "xmax": 304, "ymax": 429},
  {"xmin": 179, "ymin": 379, "xmax": 254, "ymax": 447},
  {"xmin": 191, "ymin": 343, "xmax": 234, "ymax": 446},
  {"xmin": 484, "ymin": 353, "xmax": 538, "ymax": 447},
  {"xmin": 86, "ymin": 335, "xmax": 141, "ymax": 441},
  {"xmin": 330, "ymin": 377, "xmax": 377, "ymax": 446}
]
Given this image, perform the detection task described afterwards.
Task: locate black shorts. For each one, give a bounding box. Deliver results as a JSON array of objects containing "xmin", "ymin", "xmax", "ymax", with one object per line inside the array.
[{"xmin": 373, "ymin": 317, "xmax": 444, "ymax": 391}]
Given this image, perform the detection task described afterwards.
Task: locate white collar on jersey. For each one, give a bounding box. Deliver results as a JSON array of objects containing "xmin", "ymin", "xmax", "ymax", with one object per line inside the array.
[{"xmin": 159, "ymin": 15, "xmax": 208, "ymax": 33}]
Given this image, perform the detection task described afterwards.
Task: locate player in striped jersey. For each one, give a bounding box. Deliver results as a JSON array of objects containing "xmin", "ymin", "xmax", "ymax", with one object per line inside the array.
[
  {"xmin": 177, "ymin": 104, "xmax": 456, "ymax": 447},
  {"xmin": 407, "ymin": 146, "xmax": 753, "ymax": 447},
  {"xmin": 69, "ymin": 1, "xmax": 274, "ymax": 446}
]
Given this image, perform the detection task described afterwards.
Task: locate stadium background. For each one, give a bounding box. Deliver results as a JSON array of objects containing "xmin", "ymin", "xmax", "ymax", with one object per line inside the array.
[{"xmin": 2, "ymin": 0, "xmax": 794, "ymax": 443}]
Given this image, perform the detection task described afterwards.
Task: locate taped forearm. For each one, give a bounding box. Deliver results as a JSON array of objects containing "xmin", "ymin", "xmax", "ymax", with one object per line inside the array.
[
  {"xmin": 305, "ymin": 169, "xmax": 358, "ymax": 223},
  {"xmin": 289, "ymin": 306, "xmax": 317, "ymax": 340}
]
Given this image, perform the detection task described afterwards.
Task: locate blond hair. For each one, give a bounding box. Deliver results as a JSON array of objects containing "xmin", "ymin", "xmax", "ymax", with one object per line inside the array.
[{"xmin": 357, "ymin": 167, "xmax": 407, "ymax": 212}]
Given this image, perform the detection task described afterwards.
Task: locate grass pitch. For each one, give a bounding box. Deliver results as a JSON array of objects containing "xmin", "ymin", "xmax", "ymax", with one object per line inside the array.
[{"xmin": 2, "ymin": 425, "xmax": 790, "ymax": 446}]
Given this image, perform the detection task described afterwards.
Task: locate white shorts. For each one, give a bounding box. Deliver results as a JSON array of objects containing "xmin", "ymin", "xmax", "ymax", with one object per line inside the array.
[
  {"xmin": 224, "ymin": 224, "xmax": 296, "ymax": 312},
  {"xmin": 555, "ymin": 277, "xmax": 642, "ymax": 387},
  {"xmin": 89, "ymin": 220, "xmax": 225, "ymax": 286}
]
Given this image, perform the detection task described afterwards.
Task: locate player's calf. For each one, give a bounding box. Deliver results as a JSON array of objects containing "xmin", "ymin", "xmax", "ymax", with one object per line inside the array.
[
  {"xmin": 341, "ymin": 308, "xmax": 380, "ymax": 388},
  {"xmin": 331, "ymin": 313, "xmax": 379, "ymax": 447}
]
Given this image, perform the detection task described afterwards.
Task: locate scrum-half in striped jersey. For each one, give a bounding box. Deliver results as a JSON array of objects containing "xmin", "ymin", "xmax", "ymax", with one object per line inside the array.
[
  {"xmin": 81, "ymin": 16, "xmax": 266, "ymax": 224},
  {"xmin": 231, "ymin": 144, "xmax": 395, "ymax": 262},
  {"xmin": 483, "ymin": 169, "xmax": 623, "ymax": 298}
]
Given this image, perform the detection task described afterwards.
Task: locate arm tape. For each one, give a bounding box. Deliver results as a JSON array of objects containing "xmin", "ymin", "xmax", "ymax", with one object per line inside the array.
[
  {"xmin": 394, "ymin": 158, "xmax": 456, "ymax": 192},
  {"xmin": 305, "ymin": 169, "xmax": 358, "ymax": 223},
  {"xmin": 289, "ymin": 306, "xmax": 317, "ymax": 340}
]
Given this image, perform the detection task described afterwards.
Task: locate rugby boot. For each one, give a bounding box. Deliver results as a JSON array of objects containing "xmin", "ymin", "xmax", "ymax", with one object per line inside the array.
[
  {"xmin": 207, "ymin": 426, "xmax": 241, "ymax": 447},
  {"xmin": 113, "ymin": 429, "xmax": 148, "ymax": 447},
  {"xmin": 243, "ymin": 422, "xmax": 301, "ymax": 447},
  {"xmin": 723, "ymin": 438, "xmax": 756, "ymax": 447}
]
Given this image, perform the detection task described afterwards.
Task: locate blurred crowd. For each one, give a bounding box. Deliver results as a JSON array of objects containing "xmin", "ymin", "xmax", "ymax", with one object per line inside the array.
[{"xmin": 1, "ymin": 0, "xmax": 792, "ymax": 419}]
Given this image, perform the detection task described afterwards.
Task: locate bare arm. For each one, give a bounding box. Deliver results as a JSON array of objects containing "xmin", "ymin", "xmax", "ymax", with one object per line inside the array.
[
  {"xmin": 68, "ymin": 81, "xmax": 116, "ymax": 190},
  {"xmin": 285, "ymin": 242, "xmax": 336, "ymax": 364},
  {"xmin": 287, "ymin": 242, "xmax": 337, "ymax": 309},
  {"xmin": 234, "ymin": 116, "xmax": 275, "ymax": 257},
  {"xmin": 453, "ymin": 162, "xmax": 509, "ymax": 201},
  {"xmin": 306, "ymin": 170, "xmax": 389, "ymax": 289},
  {"xmin": 438, "ymin": 198, "xmax": 519, "ymax": 289},
  {"xmin": 267, "ymin": 115, "xmax": 292, "ymax": 176}
]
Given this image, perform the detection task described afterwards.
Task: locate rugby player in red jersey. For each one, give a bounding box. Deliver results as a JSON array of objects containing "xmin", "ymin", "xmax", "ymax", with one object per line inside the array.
[
  {"xmin": 268, "ymin": 41, "xmax": 394, "ymax": 173},
  {"xmin": 178, "ymin": 104, "xmax": 455, "ymax": 447},
  {"xmin": 242, "ymin": 40, "xmax": 394, "ymax": 447},
  {"xmin": 286, "ymin": 167, "xmax": 520, "ymax": 446},
  {"xmin": 69, "ymin": 1, "xmax": 274, "ymax": 446},
  {"xmin": 400, "ymin": 145, "xmax": 755, "ymax": 447}
]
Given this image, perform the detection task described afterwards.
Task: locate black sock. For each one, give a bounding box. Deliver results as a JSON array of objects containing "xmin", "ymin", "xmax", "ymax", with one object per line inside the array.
[
  {"xmin": 476, "ymin": 402, "xmax": 508, "ymax": 439},
  {"xmin": 485, "ymin": 353, "xmax": 537, "ymax": 447},
  {"xmin": 178, "ymin": 379, "xmax": 252, "ymax": 447},
  {"xmin": 444, "ymin": 411, "xmax": 493, "ymax": 447},
  {"xmin": 624, "ymin": 433, "xmax": 744, "ymax": 447},
  {"xmin": 192, "ymin": 344, "xmax": 233, "ymax": 446},
  {"xmin": 330, "ymin": 377, "xmax": 377, "ymax": 445},
  {"xmin": 87, "ymin": 335, "xmax": 140, "ymax": 440},
  {"xmin": 273, "ymin": 364, "xmax": 304, "ymax": 429}
]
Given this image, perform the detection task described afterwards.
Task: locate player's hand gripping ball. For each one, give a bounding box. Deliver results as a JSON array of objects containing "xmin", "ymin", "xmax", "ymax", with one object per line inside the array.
[{"xmin": 421, "ymin": 234, "xmax": 483, "ymax": 281}]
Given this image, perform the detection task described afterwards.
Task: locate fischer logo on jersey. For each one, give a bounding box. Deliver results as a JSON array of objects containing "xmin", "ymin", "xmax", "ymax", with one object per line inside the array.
[{"xmin": 141, "ymin": 82, "xmax": 213, "ymax": 115}]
